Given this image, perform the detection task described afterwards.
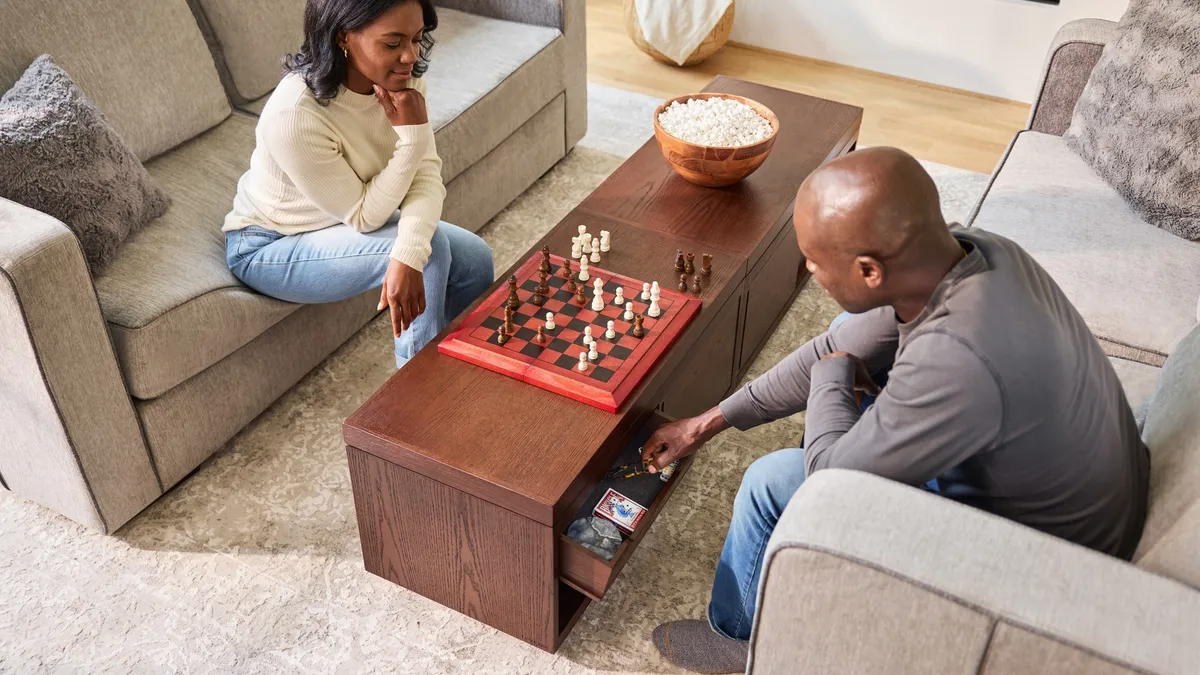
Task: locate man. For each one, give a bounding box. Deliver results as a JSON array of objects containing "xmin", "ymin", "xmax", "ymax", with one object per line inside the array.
[{"xmin": 643, "ymin": 147, "xmax": 1150, "ymax": 674}]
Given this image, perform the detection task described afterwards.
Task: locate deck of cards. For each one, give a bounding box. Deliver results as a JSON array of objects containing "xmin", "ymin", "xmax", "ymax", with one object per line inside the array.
[{"xmin": 593, "ymin": 488, "xmax": 647, "ymax": 534}]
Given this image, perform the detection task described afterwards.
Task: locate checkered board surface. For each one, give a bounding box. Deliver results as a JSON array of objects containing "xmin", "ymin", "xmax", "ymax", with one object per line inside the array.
[{"xmin": 438, "ymin": 253, "xmax": 701, "ymax": 412}]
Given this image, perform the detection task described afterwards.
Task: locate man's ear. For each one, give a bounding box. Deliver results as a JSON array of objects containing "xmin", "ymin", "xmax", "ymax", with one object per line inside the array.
[{"xmin": 856, "ymin": 256, "xmax": 885, "ymax": 290}]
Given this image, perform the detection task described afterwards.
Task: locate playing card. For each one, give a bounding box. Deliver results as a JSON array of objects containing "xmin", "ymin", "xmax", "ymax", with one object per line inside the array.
[{"xmin": 593, "ymin": 488, "xmax": 646, "ymax": 533}]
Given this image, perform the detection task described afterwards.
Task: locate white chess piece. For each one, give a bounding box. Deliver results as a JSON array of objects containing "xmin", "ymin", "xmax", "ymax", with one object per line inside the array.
[
  {"xmin": 545, "ymin": 312, "xmax": 556, "ymax": 331},
  {"xmin": 624, "ymin": 301, "xmax": 634, "ymax": 321},
  {"xmin": 577, "ymin": 351, "xmax": 589, "ymax": 371},
  {"xmin": 640, "ymin": 282, "xmax": 650, "ymax": 300},
  {"xmin": 650, "ymin": 281, "xmax": 660, "ymax": 297},
  {"xmin": 648, "ymin": 296, "xmax": 661, "ymax": 318},
  {"xmin": 577, "ymin": 224, "xmax": 587, "ymax": 238},
  {"xmin": 578, "ymin": 256, "xmax": 590, "ymax": 281},
  {"xmin": 605, "ymin": 320, "xmax": 616, "ymax": 340},
  {"xmin": 588, "ymin": 342, "xmax": 599, "ymax": 361},
  {"xmin": 570, "ymin": 237, "xmax": 582, "ymax": 260},
  {"xmin": 613, "ymin": 286, "xmax": 625, "ymax": 306},
  {"xmin": 590, "ymin": 244, "xmax": 601, "ymax": 264},
  {"xmin": 600, "ymin": 230, "xmax": 611, "ymax": 252},
  {"xmin": 591, "ymin": 278, "xmax": 605, "ymax": 311},
  {"xmin": 583, "ymin": 326, "xmax": 593, "ymax": 345}
]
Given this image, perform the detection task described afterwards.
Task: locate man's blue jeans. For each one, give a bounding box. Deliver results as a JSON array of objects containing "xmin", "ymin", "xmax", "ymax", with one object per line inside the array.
[{"xmin": 226, "ymin": 217, "xmax": 494, "ymax": 367}]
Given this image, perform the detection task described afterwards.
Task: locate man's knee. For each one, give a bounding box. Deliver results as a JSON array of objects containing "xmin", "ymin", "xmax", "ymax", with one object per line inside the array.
[{"xmin": 736, "ymin": 450, "xmax": 807, "ymax": 520}]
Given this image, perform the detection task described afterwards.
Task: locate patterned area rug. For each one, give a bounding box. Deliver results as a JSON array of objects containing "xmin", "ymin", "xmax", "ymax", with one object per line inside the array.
[{"xmin": 0, "ymin": 84, "xmax": 990, "ymax": 674}]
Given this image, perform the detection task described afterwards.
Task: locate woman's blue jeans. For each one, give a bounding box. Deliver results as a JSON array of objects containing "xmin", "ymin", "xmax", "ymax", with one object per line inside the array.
[{"xmin": 226, "ymin": 217, "xmax": 494, "ymax": 367}]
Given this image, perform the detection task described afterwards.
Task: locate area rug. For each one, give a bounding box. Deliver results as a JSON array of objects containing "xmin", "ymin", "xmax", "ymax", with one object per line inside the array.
[{"xmin": 0, "ymin": 84, "xmax": 990, "ymax": 674}]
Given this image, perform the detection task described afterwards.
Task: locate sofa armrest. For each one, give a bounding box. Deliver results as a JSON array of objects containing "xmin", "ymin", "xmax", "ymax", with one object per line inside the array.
[
  {"xmin": 1027, "ymin": 18, "xmax": 1119, "ymax": 136},
  {"xmin": 0, "ymin": 198, "xmax": 161, "ymax": 533},
  {"xmin": 748, "ymin": 470, "xmax": 1200, "ymax": 675},
  {"xmin": 436, "ymin": 0, "xmax": 587, "ymax": 149}
]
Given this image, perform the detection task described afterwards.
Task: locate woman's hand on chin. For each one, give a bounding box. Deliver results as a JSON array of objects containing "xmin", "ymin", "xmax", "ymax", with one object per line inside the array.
[
  {"xmin": 379, "ymin": 259, "xmax": 426, "ymax": 337},
  {"xmin": 373, "ymin": 85, "xmax": 428, "ymax": 127}
]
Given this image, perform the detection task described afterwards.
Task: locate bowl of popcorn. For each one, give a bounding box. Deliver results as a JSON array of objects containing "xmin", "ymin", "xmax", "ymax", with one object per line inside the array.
[{"xmin": 653, "ymin": 93, "xmax": 779, "ymax": 188}]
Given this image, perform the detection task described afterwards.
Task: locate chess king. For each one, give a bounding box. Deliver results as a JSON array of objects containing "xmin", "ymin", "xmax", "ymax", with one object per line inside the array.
[{"xmin": 638, "ymin": 148, "xmax": 1149, "ymax": 673}]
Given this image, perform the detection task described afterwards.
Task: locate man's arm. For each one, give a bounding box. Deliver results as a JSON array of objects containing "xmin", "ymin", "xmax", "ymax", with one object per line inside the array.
[
  {"xmin": 719, "ymin": 307, "xmax": 900, "ymax": 430},
  {"xmin": 804, "ymin": 330, "xmax": 1003, "ymax": 484}
]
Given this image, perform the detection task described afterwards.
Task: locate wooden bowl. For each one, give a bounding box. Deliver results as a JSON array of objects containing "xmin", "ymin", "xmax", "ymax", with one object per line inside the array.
[
  {"xmin": 624, "ymin": 0, "xmax": 735, "ymax": 67},
  {"xmin": 653, "ymin": 93, "xmax": 779, "ymax": 188}
]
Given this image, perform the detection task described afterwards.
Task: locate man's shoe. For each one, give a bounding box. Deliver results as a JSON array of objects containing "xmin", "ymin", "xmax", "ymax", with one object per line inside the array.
[{"xmin": 651, "ymin": 619, "xmax": 749, "ymax": 674}]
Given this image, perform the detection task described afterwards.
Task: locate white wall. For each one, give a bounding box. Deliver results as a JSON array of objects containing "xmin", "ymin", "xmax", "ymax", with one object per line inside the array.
[{"xmin": 729, "ymin": 0, "xmax": 1129, "ymax": 102}]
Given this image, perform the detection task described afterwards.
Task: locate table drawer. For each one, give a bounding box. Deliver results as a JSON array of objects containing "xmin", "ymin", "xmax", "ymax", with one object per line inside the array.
[
  {"xmin": 557, "ymin": 412, "xmax": 693, "ymax": 600},
  {"xmin": 740, "ymin": 221, "xmax": 806, "ymax": 371}
]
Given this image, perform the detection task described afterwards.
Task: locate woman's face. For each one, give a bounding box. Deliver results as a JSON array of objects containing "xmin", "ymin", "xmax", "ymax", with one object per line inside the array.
[{"xmin": 341, "ymin": 1, "xmax": 425, "ymax": 91}]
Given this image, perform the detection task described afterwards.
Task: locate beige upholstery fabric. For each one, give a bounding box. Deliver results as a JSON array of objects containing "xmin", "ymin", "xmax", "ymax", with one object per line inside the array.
[
  {"xmin": 1139, "ymin": 501, "xmax": 1200, "ymax": 590},
  {"xmin": 188, "ymin": 0, "xmax": 304, "ymax": 103},
  {"xmin": 981, "ymin": 624, "xmax": 1138, "ymax": 675},
  {"xmin": 435, "ymin": 0, "xmax": 564, "ymax": 28},
  {"xmin": 138, "ymin": 291, "xmax": 379, "ymax": 488},
  {"xmin": 969, "ymin": 131, "xmax": 1200, "ymax": 359},
  {"xmin": 95, "ymin": 114, "xmax": 299, "ymax": 400},
  {"xmin": 0, "ymin": 0, "xmax": 229, "ymax": 162},
  {"xmin": 1028, "ymin": 19, "xmax": 1119, "ymax": 137},
  {"xmin": 0, "ymin": 199, "xmax": 161, "ymax": 533},
  {"xmin": 752, "ymin": 470, "xmax": 1200, "ymax": 674},
  {"xmin": 1108, "ymin": 356, "xmax": 1161, "ymax": 410},
  {"xmin": 442, "ymin": 95, "xmax": 567, "ymax": 232},
  {"xmin": 750, "ymin": 548, "xmax": 991, "ymax": 674},
  {"xmin": 423, "ymin": 9, "xmax": 563, "ymax": 183}
]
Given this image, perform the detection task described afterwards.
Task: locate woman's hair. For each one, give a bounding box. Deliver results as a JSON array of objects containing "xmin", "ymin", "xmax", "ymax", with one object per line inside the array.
[{"xmin": 284, "ymin": 0, "xmax": 438, "ymax": 105}]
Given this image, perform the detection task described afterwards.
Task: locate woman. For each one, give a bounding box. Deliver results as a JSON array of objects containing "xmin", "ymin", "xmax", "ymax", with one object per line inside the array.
[{"xmin": 223, "ymin": 0, "xmax": 493, "ymax": 367}]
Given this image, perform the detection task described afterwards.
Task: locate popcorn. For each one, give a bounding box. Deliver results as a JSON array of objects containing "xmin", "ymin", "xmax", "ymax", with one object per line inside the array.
[{"xmin": 657, "ymin": 97, "xmax": 773, "ymax": 147}]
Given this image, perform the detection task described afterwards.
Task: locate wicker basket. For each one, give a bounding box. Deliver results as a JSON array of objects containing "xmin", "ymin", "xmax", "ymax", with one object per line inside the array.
[{"xmin": 624, "ymin": 0, "xmax": 735, "ymax": 67}]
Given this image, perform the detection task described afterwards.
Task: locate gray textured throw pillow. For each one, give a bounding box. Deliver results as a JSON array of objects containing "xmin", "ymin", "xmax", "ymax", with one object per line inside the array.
[
  {"xmin": 1063, "ymin": 0, "xmax": 1200, "ymax": 241},
  {"xmin": 0, "ymin": 55, "xmax": 170, "ymax": 272}
]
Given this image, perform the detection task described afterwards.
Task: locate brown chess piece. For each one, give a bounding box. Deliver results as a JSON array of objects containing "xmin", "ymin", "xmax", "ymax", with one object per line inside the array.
[
  {"xmin": 575, "ymin": 283, "xmax": 587, "ymax": 305},
  {"xmin": 538, "ymin": 270, "xmax": 550, "ymax": 294},
  {"xmin": 561, "ymin": 257, "xmax": 573, "ymax": 279},
  {"xmin": 678, "ymin": 274, "xmax": 688, "ymax": 291},
  {"xmin": 496, "ymin": 327, "xmax": 509, "ymax": 345},
  {"xmin": 540, "ymin": 244, "xmax": 552, "ymax": 274},
  {"xmin": 632, "ymin": 314, "xmax": 645, "ymax": 338},
  {"xmin": 503, "ymin": 307, "xmax": 514, "ymax": 334},
  {"xmin": 701, "ymin": 253, "xmax": 713, "ymax": 276},
  {"xmin": 566, "ymin": 270, "xmax": 578, "ymax": 292},
  {"xmin": 691, "ymin": 276, "xmax": 702, "ymax": 294},
  {"xmin": 505, "ymin": 275, "xmax": 520, "ymax": 310},
  {"xmin": 685, "ymin": 252, "xmax": 695, "ymax": 275},
  {"xmin": 535, "ymin": 325, "xmax": 547, "ymax": 345},
  {"xmin": 530, "ymin": 284, "xmax": 545, "ymax": 306},
  {"xmin": 674, "ymin": 249, "xmax": 685, "ymax": 273}
]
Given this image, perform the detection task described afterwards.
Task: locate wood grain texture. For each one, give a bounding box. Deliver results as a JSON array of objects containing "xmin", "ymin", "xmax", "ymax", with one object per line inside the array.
[
  {"xmin": 661, "ymin": 290, "xmax": 743, "ymax": 419},
  {"xmin": 652, "ymin": 92, "xmax": 779, "ymax": 188},
  {"xmin": 587, "ymin": 0, "xmax": 1029, "ymax": 174},
  {"xmin": 348, "ymin": 447, "xmax": 557, "ymax": 650},
  {"xmin": 740, "ymin": 220, "xmax": 807, "ymax": 371}
]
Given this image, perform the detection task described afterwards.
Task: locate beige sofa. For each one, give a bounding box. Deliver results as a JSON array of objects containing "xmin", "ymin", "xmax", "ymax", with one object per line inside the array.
[
  {"xmin": 747, "ymin": 19, "xmax": 1200, "ymax": 675},
  {"xmin": 0, "ymin": 0, "xmax": 586, "ymax": 533}
]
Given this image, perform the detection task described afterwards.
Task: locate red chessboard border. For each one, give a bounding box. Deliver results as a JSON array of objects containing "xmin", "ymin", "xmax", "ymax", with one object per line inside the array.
[{"xmin": 439, "ymin": 253, "xmax": 701, "ymax": 412}]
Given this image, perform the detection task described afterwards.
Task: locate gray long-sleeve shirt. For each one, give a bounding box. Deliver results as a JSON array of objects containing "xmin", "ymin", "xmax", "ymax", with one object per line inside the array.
[{"xmin": 719, "ymin": 228, "xmax": 1149, "ymax": 559}]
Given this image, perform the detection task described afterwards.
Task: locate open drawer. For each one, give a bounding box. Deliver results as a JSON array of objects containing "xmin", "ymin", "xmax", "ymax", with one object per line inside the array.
[{"xmin": 557, "ymin": 411, "xmax": 695, "ymax": 601}]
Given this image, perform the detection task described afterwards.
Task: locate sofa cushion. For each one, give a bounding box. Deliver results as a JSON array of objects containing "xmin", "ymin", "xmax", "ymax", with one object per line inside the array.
[
  {"xmin": 237, "ymin": 8, "xmax": 563, "ymax": 185},
  {"xmin": 1108, "ymin": 356, "xmax": 1160, "ymax": 411},
  {"xmin": 971, "ymin": 131, "xmax": 1200, "ymax": 359},
  {"xmin": 95, "ymin": 113, "xmax": 301, "ymax": 400},
  {"xmin": 189, "ymin": 0, "xmax": 305, "ymax": 104},
  {"xmin": 0, "ymin": 0, "xmax": 230, "ymax": 162}
]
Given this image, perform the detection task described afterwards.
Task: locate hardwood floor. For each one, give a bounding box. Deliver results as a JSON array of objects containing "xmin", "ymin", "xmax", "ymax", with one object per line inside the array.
[{"xmin": 585, "ymin": 0, "xmax": 1030, "ymax": 174}]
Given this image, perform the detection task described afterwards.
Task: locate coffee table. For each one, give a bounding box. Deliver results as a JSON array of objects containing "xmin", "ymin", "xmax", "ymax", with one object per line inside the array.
[{"xmin": 343, "ymin": 77, "xmax": 861, "ymax": 651}]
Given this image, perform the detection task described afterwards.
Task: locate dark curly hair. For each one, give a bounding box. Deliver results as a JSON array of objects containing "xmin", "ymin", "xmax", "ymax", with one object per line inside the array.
[{"xmin": 284, "ymin": 0, "xmax": 437, "ymax": 105}]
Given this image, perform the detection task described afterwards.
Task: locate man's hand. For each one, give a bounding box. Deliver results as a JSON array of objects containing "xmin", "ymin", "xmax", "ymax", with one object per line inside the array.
[
  {"xmin": 379, "ymin": 259, "xmax": 426, "ymax": 337},
  {"xmin": 374, "ymin": 85, "xmax": 428, "ymax": 126},
  {"xmin": 640, "ymin": 406, "xmax": 731, "ymax": 473},
  {"xmin": 820, "ymin": 351, "xmax": 881, "ymax": 396}
]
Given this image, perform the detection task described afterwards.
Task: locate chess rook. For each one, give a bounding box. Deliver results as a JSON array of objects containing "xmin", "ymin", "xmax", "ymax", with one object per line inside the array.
[
  {"xmin": 577, "ymin": 224, "xmax": 587, "ymax": 239},
  {"xmin": 685, "ymin": 252, "xmax": 695, "ymax": 275},
  {"xmin": 632, "ymin": 314, "xmax": 645, "ymax": 338},
  {"xmin": 701, "ymin": 253, "xmax": 713, "ymax": 276}
]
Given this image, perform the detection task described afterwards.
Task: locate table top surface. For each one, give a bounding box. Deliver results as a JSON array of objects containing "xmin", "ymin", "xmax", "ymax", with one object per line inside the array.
[{"xmin": 343, "ymin": 77, "xmax": 862, "ymax": 526}]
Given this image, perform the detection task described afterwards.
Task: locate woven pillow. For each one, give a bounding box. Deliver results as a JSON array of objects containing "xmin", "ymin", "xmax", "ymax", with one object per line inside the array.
[
  {"xmin": 0, "ymin": 55, "xmax": 169, "ymax": 273},
  {"xmin": 1063, "ymin": 0, "xmax": 1200, "ymax": 241}
]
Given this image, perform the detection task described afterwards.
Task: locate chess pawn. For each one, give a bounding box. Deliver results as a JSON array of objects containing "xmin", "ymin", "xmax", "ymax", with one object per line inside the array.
[
  {"xmin": 588, "ymin": 342, "xmax": 599, "ymax": 361},
  {"xmin": 648, "ymin": 296, "xmax": 661, "ymax": 318},
  {"xmin": 497, "ymin": 327, "xmax": 510, "ymax": 345},
  {"xmin": 678, "ymin": 274, "xmax": 687, "ymax": 292},
  {"xmin": 641, "ymin": 282, "xmax": 651, "ymax": 300},
  {"xmin": 577, "ymin": 350, "xmax": 589, "ymax": 372},
  {"xmin": 613, "ymin": 286, "xmax": 625, "ymax": 306},
  {"xmin": 535, "ymin": 325, "xmax": 547, "ymax": 345},
  {"xmin": 600, "ymin": 230, "xmax": 611, "ymax": 252},
  {"xmin": 701, "ymin": 253, "xmax": 713, "ymax": 276},
  {"xmin": 575, "ymin": 283, "xmax": 587, "ymax": 305},
  {"xmin": 691, "ymin": 276, "xmax": 702, "ymax": 294},
  {"xmin": 583, "ymin": 326, "xmax": 594, "ymax": 345},
  {"xmin": 685, "ymin": 252, "xmax": 695, "ymax": 275},
  {"xmin": 674, "ymin": 250, "xmax": 685, "ymax": 273},
  {"xmin": 578, "ymin": 256, "xmax": 590, "ymax": 282},
  {"xmin": 540, "ymin": 245, "xmax": 552, "ymax": 273},
  {"xmin": 561, "ymin": 257, "xmax": 573, "ymax": 279},
  {"xmin": 566, "ymin": 270, "xmax": 578, "ymax": 293},
  {"xmin": 591, "ymin": 278, "xmax": 605, "ymax": 311},
  {"xmin": 605, "ymin": 320, "xmax": 616, "ymax": 340},
  {"xmin": 545, "ymin": 312, "xmax": 556, "ymax": 331},
  {"xmin": 624, "ymin": 301, "xmax": 634, "ymax": 321},
  {"xmin": 590, "ymin": 243, "xmax": 601, "ymax": 264}
]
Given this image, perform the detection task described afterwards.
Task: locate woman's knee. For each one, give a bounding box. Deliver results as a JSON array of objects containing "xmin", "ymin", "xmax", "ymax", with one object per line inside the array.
[{"xmin": 441, "ymin": 222, "xmax": 494, "ymax": 286}]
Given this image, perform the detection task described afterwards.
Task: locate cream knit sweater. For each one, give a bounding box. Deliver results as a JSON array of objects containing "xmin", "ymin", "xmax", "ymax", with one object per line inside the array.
[{"xmin": 223, "ymin": 73, "xmax": 444, "ymax": 271}]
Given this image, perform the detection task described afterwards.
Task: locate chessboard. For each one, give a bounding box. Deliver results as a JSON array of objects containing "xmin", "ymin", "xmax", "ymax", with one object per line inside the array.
[{"xmin": 438, "ymin": 251, "xmax": 702, "ymax": 412}]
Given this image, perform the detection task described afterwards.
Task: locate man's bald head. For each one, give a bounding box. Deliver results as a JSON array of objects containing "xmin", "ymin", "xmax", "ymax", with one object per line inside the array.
[{"xmin": 794, "ymin": 147, "xmax": 959, "ymax": 314}]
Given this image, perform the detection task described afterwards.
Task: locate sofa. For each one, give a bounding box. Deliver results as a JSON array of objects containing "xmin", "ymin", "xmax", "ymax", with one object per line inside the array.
[
  {"xmin": 0, "ymin": 0, "xmax": 585, "ymax": 533},
  {"xmin": 746, "ymin": 18, "xmax": 1200, "ymax": 675}
]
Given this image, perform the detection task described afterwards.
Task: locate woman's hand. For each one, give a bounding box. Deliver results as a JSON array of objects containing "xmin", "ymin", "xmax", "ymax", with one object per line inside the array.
[
  {"xmin": 373, "ymin": 85, "xmax": 428, "ymax": 126},
  {"xmin": 379, "ymin": 259, "xmax": 426, "ymax": 337}
]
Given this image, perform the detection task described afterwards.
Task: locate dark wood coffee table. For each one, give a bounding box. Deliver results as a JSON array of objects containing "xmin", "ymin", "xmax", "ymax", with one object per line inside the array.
[{"xmin": 343, "ymin": 77, "xmax": 861, "ymax": 652}]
